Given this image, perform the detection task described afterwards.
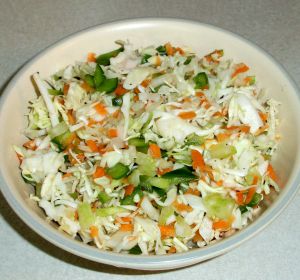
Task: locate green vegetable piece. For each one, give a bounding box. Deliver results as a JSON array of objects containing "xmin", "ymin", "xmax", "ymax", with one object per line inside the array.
[
  {"xmin": 121, "ymin": 186, "xmax": 143, "ymax": 205},
  {"xmin": 159, "ymin": 206, "xmax": 174, "ymax": 225},
  {"xmin": 140, "ymin": 176, "xmax": 171, "ymax": 190},
  {"xmin": 203, "ymin": 193, "xmax": 235, "ymax": 220},
  {"xmin": 51, "ymin": 130, "xmax": 74, "ymax": 150},
  {"xmin": 97, "ymin": 78, "xmax": 118, "ymax": 93},
  {"xmin": 184, "ymin": 56, "xmax": 194, "ymax": 65},
  {"xmin": 176, "ymin": 216, "xmax": 193, "ymax": 237},
  {"xmin": 136, "ymin": 152, "xmax": 156, "ymax": 177},
  {"xmin": 96, "ymin": 206, "xmax": 127, "ymax": 217},
  {"xmin": 78, "ymin": 202, "xmax": 95, "ymax": 230},
  {"xmin": 128, "ymin": 137, "xmax": 148, "ymax": 148},
  {"xmin": 96, "ymin": 47, "xmax": 124, "ymax": 66},
  {"xmin": 127, "ymin": 169, "xmax": 140, "ymax": 186},
  {"xmin": 185, "ymin": 133, "xmax": 205, "ymax": 146},
  {"xmin": 106, "ymin": 163, "xmax": 130, "ymax": 179},
  {"xmin": 247, "ymin": 193, "xmax": 263, "ymax": 207},
  {"xmin": 49, "ymin": 121, "xmax": 69, "ymax": 139},
  {"xmin": 94, "ymin": 64, "xmax": 105, "ymax": 88},
  {"xmin": 98, "ymin": 192, "xmax": 112, "ymax": 204},
  {"xmin": 129, "ymin": 244, "xmax": 142, "ymax": 255},
  {"xmin": 162, "ymin": 167, "xmax": 197, "ymax": 185},
  {"xmin": 141, "ymin": 54, "xmax": 152, "ymax": 64},
  {"xmin": 156, "ymin": 45, "xmax": 167, "ymax": 55},
  {"xmin": 35, "ymin": 184, "xmax": 42, "ymax": 197},
  {"xmin": 209, "ymin": 143, "xmax": 237, "ymax": 159},
  {"xmin": 112, "ymin": 96, "xmax": 123, "ymax": 107},
  {"xmin": 239, "ymin": 205, "xmax": 248, "ymax": 214},
  {"xmin": 193, "ymin": 72, "xmax": 209, "ymax": 89},
  {"xmin": 48, "ymin": 88, "xmax": 62, "ymax": 96},
  {"xmin": 69, "ymin": 192, "xmax": 78, "ymax": 200},
  {"xmin": 84, "ymin": 74, "xmax": 95, "ymax": 88}
]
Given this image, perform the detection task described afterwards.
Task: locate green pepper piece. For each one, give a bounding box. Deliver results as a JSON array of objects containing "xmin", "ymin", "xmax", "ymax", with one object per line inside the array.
[
  {"xmin": 185, "ymin": 133, "xmax": 205, "ymax": 146},
  {"xmin": 128, "ymin": 137, "xmax": 148, "ymax": 148},
  {"xmin": 129, "ymin": 244, "xmax": 142, "ymax": 255},
  {"xmin": 106, "ymin": 163, "xmax": 130, "ymax": 179},
  {"xmin": 94, "ymin": 64, "xmax": 105, "ymax": 88},
  {"xmin": 121, "ymin": 186, "xmax": 143, "ymax": 205},
  {"xmin": 48, "ymin": 88, "xmax": 63, "ymax": 96},
  {"xmin": 239, "ymin": 205, "xmax": 248, "ymax": 214},
  {"xmin": 141, "ymin": 54, "xmax": 152, "ymax": 64},
  {"xmin": 78, "ymin": 202, "xmax": 95, "ymax": 230},
  {"xmin": 84, "ymin": 74, "xmax": 95, "ymax": 88},
  {"xmin": 112, "ymin": 96, "xmax": 123, "ymax": 107},
  {"xmin": 69, "ymin": 192, "xmax": 78, "ymax": 200},
  {"xmin": 193, "ymin": 72, "xmax": 209, "ymax": 89},
  {"xmin": 156, "ymin": 45, "xmax": 167, "ymax": 55},
  {"xmin": 184, "ymin": 56, "xmax": 194, "ymax": 65},
  {"xmin": 162, "ymin": 167, "xmax": 197, "ymax": 185},
  {"xmin": 247, "ymin": 193, "xmax": 263, "ymax": 207},
  {"xmin": 97, "ymin": 78, "xmax": 118, "ymax": 93},
  {"xmin": 51, "ymin": 130, "xmax": 75, "ymax": 151},
  {"xmin": 98, "ymin": 192, "xmax": 112, "ymax": 204},
  {"xmin": 209, "ymin": 143, "xmax": 237, "ymax": 159},
  {"xmin": 140, "ymin": 176, "xmax": 171, "ymax": 190},
  {"xmin": 96, "ymin": 47, "xmax": 124, "ymax": 66}
]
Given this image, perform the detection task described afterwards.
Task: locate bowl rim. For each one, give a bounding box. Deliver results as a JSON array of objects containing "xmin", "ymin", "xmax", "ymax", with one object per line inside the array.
[{"xmin": 1, "ymin": 17, "xmax": 300, "ymax": 270}]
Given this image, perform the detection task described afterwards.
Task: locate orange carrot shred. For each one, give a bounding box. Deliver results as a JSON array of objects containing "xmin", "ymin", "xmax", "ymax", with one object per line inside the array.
[
  {"xmin": 267, "ymin": 164, "xmax": 278, "ymax": 183},
  {"xmin": 67, "ymin": 110, "xmax": 76, "ymax": 125},
  {"xmin": 124, "ymin": 184, "xmax": 134, "ymax": 196},
  {"xmin": 191, "ymin": 149, "xmax": 206, "ymax": 171},
  {"xmin": 63, "ymin": 84, "xmax": 70, "ymax": 95},
  {"xmin": 231, "ymin": 63, "xmax": 249, "ymax": 78},
  {"xmin": 165, "ymin": 42, "xmax": 174, "ymax": 56},
  {"xmin": 155, "ymin": 56, "xmax": 161, "ymax": 66},
  {"xmin": 107, "ymin": 128, "xmax": 118, "ymax": 138},
  {"xmin": 216, "ymin": 133, "xmax": 231, "ymax": 142},
  {"xmin": 115, "ymin": 84, "xmax": 128, "ymax": 96},
  {"xmin": 86, "ymin": 139, "xmax": 99, "ymax": 153},
  {"xmin": 94, "ymin": 103, "xmax": 107, "ymax": 115},
  {"xmin": 149, "ymin": 143, "xmax": 161, "ymax": 159},
  {"xmin": 192, "ymin": 230, "xmax": 203, "ymax": 242},
  {"xmin": 62, "ymin": 173, "xmax": 72, "ymax": 179},
  {"xmin": 93, "ymin": 166, "xmax": 106, "ymax": 179},
  {"xmin": 90, "ymin": 225, "xmax": 99, "ymax": 238},
  {"xmin": 178, "ymin": 111, "xmax": 197, "ymax": 119},
  {"xmin": 141, "ymin": 79, "xmax": 151, "ymax": 88},
  {"xmin": 168, "ymin": 246, "xmax": 177, "ymax": 254},
  {"xmin": 244, "ymin": 187, "xmax": 256, "ymax": 204},
  {"xmin": 81, "ymin": 81, "xmax": 93, "ymax": 93},
  {"xmin": 23, "ymin": 140, "xmax": 37, "ymax": 150},
  {"xmin": 87, "ymin": 52, "xmax": 96, "ymax": 62},
  {"xmin": 159, "ymin": 224, "xmax": 175, "ymax": 238},
  {"xmin": 236, "ymin": 191, "xmax": 244, "ymax": 205},
  {"xmin": 173, "ymin": 200, "xmax": 193, "ymax": 212},
  {"xmin": 120, "ymin": 223, "xmax": 133, "ymax": 232},
  {"xmin": 212, "ymin": 219, "xmax": 231, "ymax": 230},
  {"xmin": 157, "ymin": 167, "xmax": 173, "ymax": 176},
  {"xmin": 185, "ymin": 188, "xmax": 200, "ymax": 196}
]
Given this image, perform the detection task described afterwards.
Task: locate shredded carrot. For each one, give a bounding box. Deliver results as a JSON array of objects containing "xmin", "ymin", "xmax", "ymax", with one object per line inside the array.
[
  {"xmin": 120, "ymin": 216, "xmax": 133, "ymax": 223},
  {"xmin": 93, "ymin": 166, "xmax": 105, "ymax": 179},
  {"xmin": 133, "ymin": 94, "xmax": 139, "ymax": 102},
  {"xmin": 185, "ymin": 188, "xmax": 200, "ymax": 196},
  {"xmin": 267, "ymin": 164, "xmax": 278, "ymax": 183},
  {"xmin": 252, "ymin": 175, "xmax": 259, "ymax": 185},
  {"xmin": 175, "ymin": 47, "xmax": 185, "ymax": 55},
  {"xmin": 124, "ymin": 184, "xmax": 134, "ymax": 196},
  {"xmin": 94, "ymin": 103, "xmax": 107, "ymax": 115},
  {"xmin": 16, "ymin": 152, "xmax": 23, "ymax": 164},
  {"xmin": 155, "ymin": 56, "xmax": 161, "ymax": 66},
  {"xmin": 213, "ymin": 111, "xmax": 223, "ymax": 118},
  {"xmin": 212, "ymin": 219, "xmax": 232, "ymax": 231},
  {"xmin": 192, "ymin": 230, "xmax": 203, "ymax": 242},
  {"xmin": 191, "ymin": 149, "xmax": 206, "ymax": 171},
  {"xmin": 141, "ymin": 79, "xmax": 151, "ymax": 88},
  {"xmin": 62, "ymin": 173, "xmax": 72, "ymax": 179},
  {"xmin": 107, "ymin": 128, "xmax": 118, "ymax": 138},
  {"xmin": 178, "ymin": 111, "xmax": 197, "ymax": 119},
  {"xmin": 149, "ymin": 143, "xmax": 161, "ymax": 159},
  {"xmin": 216, "ymin": 180, "xmax": 223, "ymax": 187},
  {"xmin": 168, "ymin": 246, "xmax": 177, "ymax": 254},
  {"xmin": 159, "ymin": 224, "xmax": 175, "ymax": 238},
  {"xmin": 243, "ymin": 76, "xmax": 253, "ymax": 85},
  {"xmin": 90, "ymin": 225, "xmax": 99, "ymax": 238},
  {"xmin": 76, "ymin": 153, "xmax": 85, "ymax": 162},
  {"xmin": 23, "ymin": 140, "xmax": 37, "ymax": 150},
  {"xmin": 259, "ymin": 111, "xmax": 268, "ymax": 123},
  {"xmin": 226, "ymin": 125, "xmax": 250, "ymax": 134},
  {"xmin": 216, "ymin": 133, "xmax": 231, "ymax": 142},
  {"xmin": 74, "ymin": 211, "xmax": 78, "ymax": 220},
  {"xmin": 112, "ymin": 109, "xmax": 120, "ymax": 119},
  {"xmin": 114, "ymin": 84, "xmax": 128, "ymax": 96},
  {"xmin": 120, "ymin": 223, "xmax": 133, "ymax": 232},
  {"xmin": 254, "ymin": 124, "xmax": 269, "ymax": 136},
  {"xmin": 236, "ymin": 191, "xmax": 244, "ymax": 205},
  {"xmin": 231, "ymin": 63, "xmax": 249, "ymax": 78},
  {"xmin": 173, "ymin": 200, "xmax": 193, "ymax": 212},
  {"xmin": 133, "ymin": 87, "xmax": 140, "ymax": 94},
  {"xmin": 63, "ymin": 83, "xmax": 70, "ymax": 95},
  {"xmin": 157, "ymin": 167, "xmax": 173, "ymax": 176},
  {"xmin": 182, "ymin": 97, "xmax": 192, "ymax": 103},
  {"xmin": 67, "ymin": 110, "xmax": 76, "ymax": 125},
  {"xmin": 165, "ymin": 42, "xmax": 174, "ymax": 56},
  {"xmin": 87, "ymin": 52, "xmax": 96, "ymax": 62},
  {"xmin": 86, "ymin": 139, "xmax": 99, "ymax": 153},
  {"xmin": 81, "ymin": 81, "xmax": 93, "ymax": 93},
  {"xmin": 244, "ymin": 187, "xmax": 256, "ymax": 204}
]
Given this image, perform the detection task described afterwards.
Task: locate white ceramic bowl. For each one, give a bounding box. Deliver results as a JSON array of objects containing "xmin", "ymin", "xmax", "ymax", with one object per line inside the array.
[{"xmin": 0, "ymin": 18, "xmax": 299, "ymax": 270}]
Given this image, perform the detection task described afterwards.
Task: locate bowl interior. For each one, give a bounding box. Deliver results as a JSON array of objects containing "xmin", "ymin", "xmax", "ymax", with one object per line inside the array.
[{"xmin": 0, "ymin": 19, "xmax": 299, "ymax": 270}]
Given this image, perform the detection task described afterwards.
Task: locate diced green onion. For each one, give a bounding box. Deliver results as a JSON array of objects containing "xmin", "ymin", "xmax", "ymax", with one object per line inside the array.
[
  {"xmin": 193, "ymin": 72, "xmax": 209, "ymax": 89},
  {"xmin": 141, "ymin": 54, "xmax": 152, "ymax": 64},
  {"xmin": 96, "ymin": 47, "xmax": 124, "ymax": 66},
  {"xmin": 94, "ymin": 64, "xmax": 105, "ymax": 88},
  {"xmin": 106, "ymin": 163, "xmax": 130, "ymax": 179}
]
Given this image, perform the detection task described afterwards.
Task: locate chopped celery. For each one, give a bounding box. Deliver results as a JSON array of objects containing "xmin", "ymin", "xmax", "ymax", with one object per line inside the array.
[
  {"xmin": 35, "ymin": 183, "xmax": 42, "ymax": 198},
  {"xmin": 203, "ymin": 193, "xmax": 235, "ymax": 220},
  {"xmin": 78, "ymin": 202, "xmax": 95, "ymax": 230},
  {"xmin": 128, "ymin": 137, "xmax": 148, "ymax": 148},
  {"xmin": 98, "ymin": 192, "xmax": 112, "ymax": 204},
  {"xmin": 176, "ymin": 216, "xmax": 192, "ymax": 237},
  {"xmin": 140, "ymin": 176, "xmax": 171, "ymax": 190},
  {"xmin": 97, "ymin": 78, "xmax": 118, "ymax": 93},
  {"xmin": 48, "ymin": 88, "xmax": 62, "ymax": 96},
  {"xmin": 193, "ymin": 72, "xmax": 209, "ymax": 89},
  {"xmin": 129, "ymin": 244, "xmax": 142, "ymax": 255},
  {"xmin": 209, "ymin": 143, "xmax": 237, "ymax": 159},
  {"xmin": 185, "ymin": 133, "xmax": 205, "ymax": 146},
  {"xmin": 84, "ymin": 74, "xmax": 95, "ymax": 88},
  {"xmin": 141, "ymin": 54, "xmax": 152, "ymax": 64},
  {"xmin": 94, "ymin": 64, "xmax": 105, "ymax": 88},
  {"xmin": 106, "ymin": 163, "xmax": 129, "ymax": 179},
  {"xmin": 127, "ymin": 169, "xmax": 140, "ymax": 186},
  {"xmin": 158, "ymin": 206, "xmax": 174, "ymax": 225},
  {"xmin": 112, "ymin": 96, "xmax": 123, "ymax": 106},
  {"xmin": 136, "ymin": 152, "xmax": 156, "ymax": 177},
  {"xmin": 95, "ymin": 206, "xmax": 127, "ymax": 217},
  {"xmin": 96, "ymin": 47, "xmax": 124, "ymax": 66},
  {"xmin": 162, "ymin": 167, "xmax": 197, "ymax": 185}
]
